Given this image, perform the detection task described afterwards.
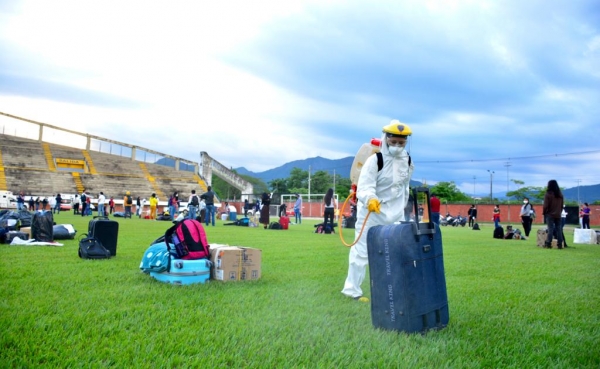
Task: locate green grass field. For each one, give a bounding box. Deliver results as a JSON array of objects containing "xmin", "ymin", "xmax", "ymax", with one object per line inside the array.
[{"xmin": 1, "ymin": 213, "xmax": 599, "ymax": 368}]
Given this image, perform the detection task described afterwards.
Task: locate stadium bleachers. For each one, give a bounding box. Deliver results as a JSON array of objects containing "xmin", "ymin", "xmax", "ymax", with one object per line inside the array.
[{"xmin": 0, "ymin": 134, "xmax": 206, "ymax": 199}]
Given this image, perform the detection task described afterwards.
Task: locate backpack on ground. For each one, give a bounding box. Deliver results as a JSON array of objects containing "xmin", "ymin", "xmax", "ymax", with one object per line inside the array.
[
  {"xmin": 268, "ymin": 222, "xmax": 282, "ymax": 230},
  {"xmin": 78, "ymin": 235, "xmax": 111, "ymax": 259},
  {"xmin": 493, "ymin": 226, "xmax": 504, "ymax": 239},
  {"xmin": 164, "ymin": 219, "xmax": 209, "ymax": 259},
  {"xmin": 190, "ymin": 195, "xmax": 199, "ymax": 206},
  {"xmin": 126, "ymin": 195, "xmax": 133, "ymax": 205},
  {"xmin": 472, "ymin": 223, "xmax": 480, "ymax": 231}
]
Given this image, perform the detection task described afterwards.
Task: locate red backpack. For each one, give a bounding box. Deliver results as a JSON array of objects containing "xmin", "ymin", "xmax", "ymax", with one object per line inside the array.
[{"xmin": 165, "ymin": 219, "xmax": 209, "ymax": 260}]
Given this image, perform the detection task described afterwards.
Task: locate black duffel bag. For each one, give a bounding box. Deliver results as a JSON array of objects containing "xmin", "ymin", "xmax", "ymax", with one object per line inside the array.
[{"xmin": 78, "ymin": 235, "xmax": 111, "ymax": 259}]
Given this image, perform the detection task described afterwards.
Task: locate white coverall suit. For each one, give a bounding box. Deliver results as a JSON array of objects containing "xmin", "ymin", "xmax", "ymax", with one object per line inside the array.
[{"xmin": 341, "ymin": 134, "xmax": 414, "ymax": 298}]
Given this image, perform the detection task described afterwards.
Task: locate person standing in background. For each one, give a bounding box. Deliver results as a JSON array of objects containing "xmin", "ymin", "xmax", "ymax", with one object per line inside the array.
[
  {"xmin": 149, "ymin": 193, "xmax": 158, "ymax": 220},
  {"xmin": 187, "ymin": 190, "xmax": 200, "ymax": 220},
  {"xmin": 169, "ymin": 192, "xmax": 179, "ymax": 221},
  {"xmin": 97, "ymin": 192, "xmax": 106, "ymax": 217},
  {"xmin": 259, "ymin": 192, "xmax": 271, "ymax": 229},
  {"xmin": 582, "ymin": 203, "xmax": 591, "ymax": 229},
  {"xmin": 493, "ymin": 204, "xmax": 501, "ymax": 229},
  {"xmin": 109, "ymin": 197, "xmax": 115, "ymax": 214},
  {"xmin": 123, "ymin": 191, "xmax": 133, "ymax": 218},
  {"xmin": 467, "ymin": 205, "xmax": 477, "ymax": 227},
  {"xmin": 430, "ymin": 193, "xmax": 441, "ymax": 225},
  {"xmin": 200, "ymin": 186, "xmax": 216, "ymax": 226},
  {"xmin": 520, "ymin": 198, "xmax": 533, "ymax": 238},
  {"xmin": 542, "ymin": 180, "xmax": 564, "ymax": 249},
  {"xmin": 323, "ymin": 188, "xmax": 337, "ymax": 231},
  {"xmin": 16, "ymin": 192, "xmax": 25, "ymax": 211},
  {"xmin": 294, "ymin": 194, "xmax": 302, "ymax": 224},
  {"xmin": 73, "ymin": 195, "xmax": 80, "ymax": 215}
]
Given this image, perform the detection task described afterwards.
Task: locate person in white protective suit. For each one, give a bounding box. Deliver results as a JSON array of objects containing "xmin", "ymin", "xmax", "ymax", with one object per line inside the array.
[{"xmin": 341, "ymin": 120, "xmax": 414, "ymax": 301}]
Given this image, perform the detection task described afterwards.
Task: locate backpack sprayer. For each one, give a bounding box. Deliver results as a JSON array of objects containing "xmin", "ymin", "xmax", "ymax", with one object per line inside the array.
[{"xmin": 339, "ymin": 138, "xmax": 382, "ymax": 247}]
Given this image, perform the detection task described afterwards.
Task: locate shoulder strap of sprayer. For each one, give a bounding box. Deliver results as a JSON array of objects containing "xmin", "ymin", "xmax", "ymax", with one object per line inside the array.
[{"xmin": 376, "ymin": 152, "xmax": 412, "ymax": 172}]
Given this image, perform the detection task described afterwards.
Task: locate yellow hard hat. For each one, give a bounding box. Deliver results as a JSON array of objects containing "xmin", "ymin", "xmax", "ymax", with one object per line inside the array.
[
  {"xmin": 383, "ymin": 120, "xmax": 412, "ymax": 137},
  {"xmin": 126, "ymin": 191, "xmax": 131, "ymax": 195}
]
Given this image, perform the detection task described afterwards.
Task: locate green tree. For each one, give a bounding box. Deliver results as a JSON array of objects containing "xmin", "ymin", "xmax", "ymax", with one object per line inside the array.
[
  {"xmin": 429, "ymin": 181, "xmax": 471, "ymax": 202},
  {"xmin": 310, "ymin": 170, "xmax": 333, "ymax": 194},
  {"xmin": 287, "ymin": 167, "xmax": 309, "ymax": 190},
  {"xmin": 268, "ymin": 178, "xmax": 288, "ymax": 194},
  {"xmin": 506, "ymin": 179, "xmax": 545, "ymax": 203},
  {"xmin": 211, "ymin": 176, "xmax": 241, "ymax": 200},
  {"xmin": 335, "ymin": 176, "xmax": 352, "ymax": 201},
  {"xmin": 211, "ymin": 173, "xmax": 268, "ymax": 200}
]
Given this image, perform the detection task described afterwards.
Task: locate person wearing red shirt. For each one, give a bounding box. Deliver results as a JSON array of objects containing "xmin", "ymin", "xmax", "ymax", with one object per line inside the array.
[{"xmin": 430, "ymin": 193, "xmax": 441, "ymax": 224}]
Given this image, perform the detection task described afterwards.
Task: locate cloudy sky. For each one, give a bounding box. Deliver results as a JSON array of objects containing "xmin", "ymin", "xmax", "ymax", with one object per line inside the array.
[{"xmin": 1, "ymin": 0, "xmax": 599, "ymax": 196}]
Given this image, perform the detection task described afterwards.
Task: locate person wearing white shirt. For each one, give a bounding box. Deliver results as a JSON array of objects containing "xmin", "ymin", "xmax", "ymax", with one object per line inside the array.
[{"xmin": 97, "ymin": 192, "xmax": 106, "ymax": 217}]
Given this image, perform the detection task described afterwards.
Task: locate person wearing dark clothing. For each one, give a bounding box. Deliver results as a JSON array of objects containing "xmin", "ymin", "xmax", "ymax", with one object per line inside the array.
[
  {"xmin": 467, "ymin": 205, "xmax": 477, "ymax": 227},
  {"xmin": 200, "ymin": 186, "xmax": 216, "ymax": 226},
  {"xmin": 279, "ymin": 203, "xmax": 287, "ymax": 217},
  {"xmin": 520, "ymin": 198, "xmax": 533, "ymax": 237},
  {"xmin": 259, "ymin": 192, "xmax": 271, "ymax": 229},
  {"xmin": 28, "ymin": 196, "xmax": 34, "ymax": 211},
  {"xmin": 80, "ymin": 192, "xmax": 88, "ymax": 217},
  {"xmin": 42, "ymin": 197, "xmax": 48, "ymax": 211},
  {"xmin": 55, "ymin": 194, "xmax": 62, "ymax": 214},
  {"xmin": 542, "ymin": 180, "xmax": 564, "ymax": 249},
  {"xmin": 244, "ymin": 199, "xmax": 250, "ymax": 217},
  {"xmin": 17, "ymin": 193, "xmax": 25, "ymax": 211},
  {"xmin": 323, "ymin": 188, "xmax": 336, "ymax": 231}
]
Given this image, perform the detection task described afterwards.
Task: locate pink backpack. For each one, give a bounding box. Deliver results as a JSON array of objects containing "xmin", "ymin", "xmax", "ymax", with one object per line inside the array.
[{"xmin": 165, "ymin": 219, "xmax": 209, "ymax": 259}]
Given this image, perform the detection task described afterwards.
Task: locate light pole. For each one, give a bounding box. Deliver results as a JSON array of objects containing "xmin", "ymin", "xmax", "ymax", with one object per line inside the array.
[
  {"xmin": 504, "ymin": 162, "xmax": 511, "ymax": 223},
  {"xmin": 487, "ymin": 170, "xmax": 494, "ymax": 202}
]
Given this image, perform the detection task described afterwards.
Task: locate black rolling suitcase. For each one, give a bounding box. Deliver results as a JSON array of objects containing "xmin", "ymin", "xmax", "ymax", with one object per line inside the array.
[
  {"xmin": 367, "ymin": 187, "xmax": 449, "ymax": 334},
  {"xmin": 88, "ymin": 216, "xmax": 119, "ymax": 256}
]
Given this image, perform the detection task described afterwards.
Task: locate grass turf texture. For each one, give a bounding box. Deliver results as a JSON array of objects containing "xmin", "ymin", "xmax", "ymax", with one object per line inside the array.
[{"xmin": 1, "ymin": 214, "xmax": 599, "ymax": 368}]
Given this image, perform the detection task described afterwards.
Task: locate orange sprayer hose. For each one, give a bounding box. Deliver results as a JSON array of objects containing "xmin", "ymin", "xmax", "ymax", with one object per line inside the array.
[{"xmin": 338, "ymin": 194, "xmax": 372, "ymax": 247}]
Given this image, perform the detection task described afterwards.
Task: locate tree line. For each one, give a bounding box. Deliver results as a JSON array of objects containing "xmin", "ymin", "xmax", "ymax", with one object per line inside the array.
[{"xmin": 212, "ymin": 169, "xmax": 588, "ymax": 205}]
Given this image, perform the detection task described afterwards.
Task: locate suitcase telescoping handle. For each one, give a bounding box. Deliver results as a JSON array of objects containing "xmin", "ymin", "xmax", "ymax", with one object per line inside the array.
[{"xmin": 411, "ymin": 187, "xmax": 435, "ymax": 239}]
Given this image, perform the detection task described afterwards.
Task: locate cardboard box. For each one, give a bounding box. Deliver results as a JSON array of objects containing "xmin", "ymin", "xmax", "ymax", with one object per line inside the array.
[
  {"xmin": 20, "ymin": 227, "xmax": 32, "ymax": 239},
  {"xmin": 210, "ymin": 245, "xmax": 261, "ymax": 282}
]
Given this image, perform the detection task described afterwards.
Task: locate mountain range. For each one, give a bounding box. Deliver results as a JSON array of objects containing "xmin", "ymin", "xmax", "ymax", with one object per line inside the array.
[{"xmin": 235, "ymin": 156, "xmax": 600, "ymax": 202}]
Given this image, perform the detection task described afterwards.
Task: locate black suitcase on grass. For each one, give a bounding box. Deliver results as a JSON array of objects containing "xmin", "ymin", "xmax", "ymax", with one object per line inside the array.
[
  {"xmin": 88, "ymin": 216, "xmax": 119, "ymax": 256},
  {"xmin": 367, "ymin": 187, "xmax": 449, "ymax": 334}
]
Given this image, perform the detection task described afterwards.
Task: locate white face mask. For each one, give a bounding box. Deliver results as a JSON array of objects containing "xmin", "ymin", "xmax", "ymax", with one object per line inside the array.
[
  {"xmin": 523, "ymin": 200, "xmax": 528, "ymax": 204},
  {"xmin": 388, "ymin": 146, "xmax": 404, "ymax": 156}
]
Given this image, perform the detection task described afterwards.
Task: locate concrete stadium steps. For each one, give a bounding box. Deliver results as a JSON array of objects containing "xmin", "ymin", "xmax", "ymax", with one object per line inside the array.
[
  {"xmin": 78, "ymin": 173, "xmax": 155, "ymax": 198},
  {"xmin": 138, "ymin": 163, "xmax": 165, "ymax": 199},
  {"xmin": 4, "ymin": 168, "xmax": 78, "ymax": 195},
  {"xmin": 1, "ymin": 133, "xmax": 204, "ymax": 198},
  {"xmin": 1, "ymin": 135, "xmax": 48, "ymax": 169}
]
